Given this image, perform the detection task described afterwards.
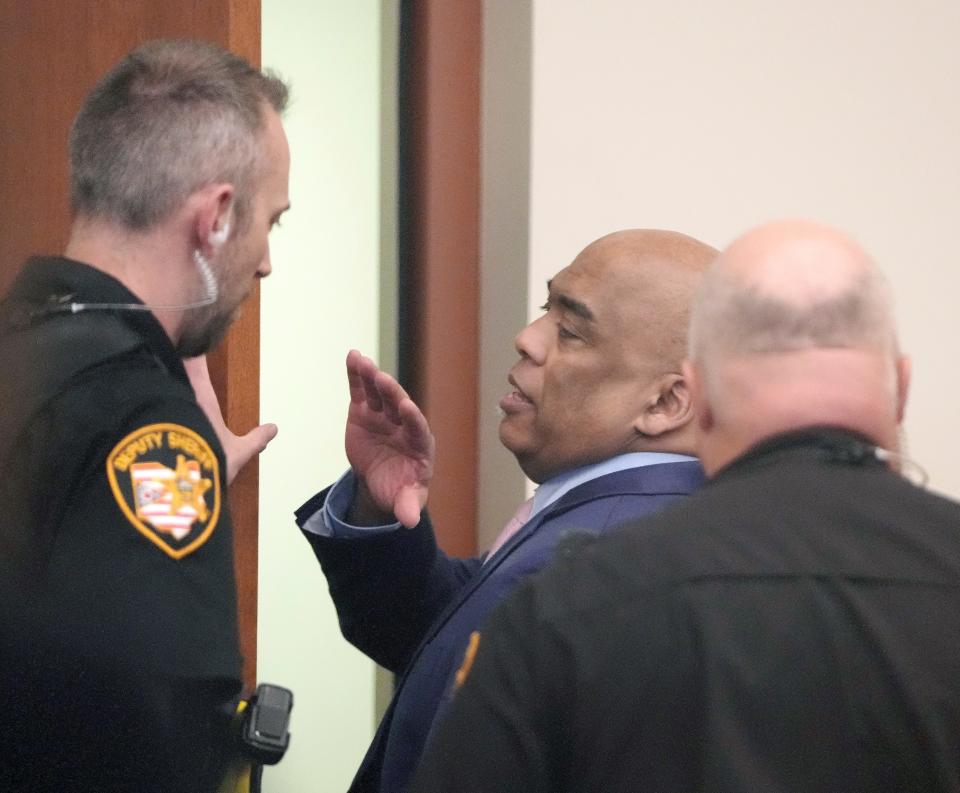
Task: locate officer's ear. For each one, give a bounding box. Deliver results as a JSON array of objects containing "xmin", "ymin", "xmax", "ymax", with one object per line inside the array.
[
  {"xmin": 191, "ymin": 183, "xmax": 235, "ymax": 255},
  {"xmin": 894, "ymin": 354, "xmax": 910, "ymax": 424},
  {"xmin": 633, "ymin": 372, "xmax": 694, "ymax": 438}
]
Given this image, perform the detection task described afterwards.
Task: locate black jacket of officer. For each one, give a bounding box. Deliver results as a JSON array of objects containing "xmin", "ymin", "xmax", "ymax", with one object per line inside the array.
[{"xmin": 0, "ymin": 256, "xmax": 241, "ymax": 792}]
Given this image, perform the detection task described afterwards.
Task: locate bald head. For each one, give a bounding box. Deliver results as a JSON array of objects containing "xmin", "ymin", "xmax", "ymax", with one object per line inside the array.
[
  {"xmin": 685, "ymin": 220, "xmax": 910, "ymax": 475},
  {"xmin": 574, "ymin": 229, "xmax": 718, "ymax": 372},
  {"xmin": 587, "ymin": 228, "xmax": 717, "ymax": 268},
  {"xmin": 501, "ymin": 228, "xmax": 717, "ymax": 482},
  {"xmin": 689, "ymin": 220, "xmax": 899, "ymax": 362}
]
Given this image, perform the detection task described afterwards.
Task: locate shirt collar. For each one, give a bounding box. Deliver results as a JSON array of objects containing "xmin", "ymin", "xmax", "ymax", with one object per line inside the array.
[
  {"xmin": 531, "ymin": 451, "xmax": 699, "ymax": 519},
  {"xmin": 9, "ymin": 256, "xmax": 188, "ymax": 384},
  {"xmin": 717, "ymin": 426, "xmax": 883, "ymax": 479}
]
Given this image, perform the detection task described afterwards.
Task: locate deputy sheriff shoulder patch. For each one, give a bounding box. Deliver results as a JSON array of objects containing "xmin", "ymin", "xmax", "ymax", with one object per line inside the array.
[{"xmin": 106, "ymin": 423, "xmax": 221, "ymax": 559}]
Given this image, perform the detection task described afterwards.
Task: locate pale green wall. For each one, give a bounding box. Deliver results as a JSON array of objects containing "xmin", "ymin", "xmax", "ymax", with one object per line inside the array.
[{"xmin": 260, "ymin": 2, "xmax": 383, "ymax": 789}]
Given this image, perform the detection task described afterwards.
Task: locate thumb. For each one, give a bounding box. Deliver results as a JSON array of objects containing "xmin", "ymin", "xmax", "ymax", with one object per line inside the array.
[
  {"xmin": 226, "ymin": 423, "xmax": 279, "ymax": 484},
  {"xmin": 394, "ymin": 485, "xmax": 426, "ymax": 529},
  {"xmin": 241, "ymin": 422, "xmax": 279, "ymax": 456}
]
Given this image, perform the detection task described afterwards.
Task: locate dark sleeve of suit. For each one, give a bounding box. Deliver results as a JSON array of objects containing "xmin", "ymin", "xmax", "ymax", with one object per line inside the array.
[
  {"xmin": 409, "ymin": 574, "xmax": 569, "ymax": 793},
  {"xmin": 297, "ymin": 490, "xmax": 481, "ymax": 673}
]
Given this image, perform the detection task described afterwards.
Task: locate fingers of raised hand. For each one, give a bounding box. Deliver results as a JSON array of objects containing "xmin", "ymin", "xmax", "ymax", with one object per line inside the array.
[
  {"xmin": 356, "ymin": 356, "xmax": 385, "ymax": 412},
  {"xmin": 346, "ymin": 350, "xmax": 367, "ymax": 406},
  {"xmin": 346, "ymin": 351, "xmax": 422, "ymax": 434},
  {"xmin": 376, "ymin": 370, "xmax": 410, "ymax": 425},
  {"xmin": 398, "ymin": 397, "xmax": 436, "ymax": 457},
  {"xmin": 346, "ymin": 350, "xmax": 384, "ymax": 411}
]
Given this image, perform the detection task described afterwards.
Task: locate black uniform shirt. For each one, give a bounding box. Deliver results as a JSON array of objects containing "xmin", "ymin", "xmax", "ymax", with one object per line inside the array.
[
  {"xmin": 0, "ymin": 256, "xmax": 240, "ymax": 684},
  {"xmin": 413, "ymin": 429, "xmax": 960, "ymax": 793}
]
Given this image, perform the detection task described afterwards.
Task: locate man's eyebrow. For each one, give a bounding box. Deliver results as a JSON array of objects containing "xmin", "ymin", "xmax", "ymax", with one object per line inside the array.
[
  {"xmin": 559, "ymin": 294, "xmax": 595, "ymax": 321},
  {"xmin": 545, "ymin": 279, "xmax": 596, "ymax": 321}
]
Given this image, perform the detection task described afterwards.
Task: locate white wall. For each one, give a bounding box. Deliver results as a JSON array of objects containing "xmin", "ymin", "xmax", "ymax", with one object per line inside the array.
[
  {"xmin": 260, "ymin": 2, "xmax": 383, "ymax": 789},
  {"xmin": 477, "ymin": 0, "xmax": 534, "ymax": 547},
  {"xmin": 521, "ymin": 0, "xmax": 960, "ymax": 497}
]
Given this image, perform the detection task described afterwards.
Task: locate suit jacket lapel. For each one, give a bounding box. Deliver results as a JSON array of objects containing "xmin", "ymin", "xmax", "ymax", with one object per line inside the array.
[
  {"xmin": 472, "ymin": 460, "xmax": 706, "ymax": 595},
  {"xmin": 397, "ymin": 461, "xmax": 705, "ymax": 679},
  {"xmin": 420, "ymin": 462, "xmax": 703, "ymax": 646},
  {"xmin": 393, "ymin": 505, "xmax": 553, "ymax": 686}
]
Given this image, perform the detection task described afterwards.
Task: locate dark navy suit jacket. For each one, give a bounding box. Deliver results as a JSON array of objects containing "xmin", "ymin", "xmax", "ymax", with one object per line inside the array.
[{"xmin": 296, "ymin": 461, "xmax": 705, "ymax": 792}]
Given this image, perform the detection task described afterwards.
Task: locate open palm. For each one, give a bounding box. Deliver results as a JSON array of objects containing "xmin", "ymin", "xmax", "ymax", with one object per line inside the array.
[{"xmin": 344, "ymin": 350, "xmax": 435, "ymax": 527}]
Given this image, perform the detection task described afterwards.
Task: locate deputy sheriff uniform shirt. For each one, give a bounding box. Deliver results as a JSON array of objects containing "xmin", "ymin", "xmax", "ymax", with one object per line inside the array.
[
  {"xmin": 0, "ymin": 255, "xmax": 241, "ymax": 694},
  {"xmin": 412, "ymin": 429, "xmax": 960, "ymax": 793}
]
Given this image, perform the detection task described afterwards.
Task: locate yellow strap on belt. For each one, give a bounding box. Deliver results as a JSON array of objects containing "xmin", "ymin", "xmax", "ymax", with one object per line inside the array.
[
  {"xmin": 218, "ymin": 761, "xmax": 252, "ymax": 793},
  {"xmin": 218, "ymin": 699, "xmax": 251, "ymax": 793}
]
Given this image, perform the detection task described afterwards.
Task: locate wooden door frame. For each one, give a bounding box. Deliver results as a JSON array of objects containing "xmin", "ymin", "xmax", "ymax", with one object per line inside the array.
[{"xmin": 398, "ymin": 0, "xmax": 482, "ymax": 557}]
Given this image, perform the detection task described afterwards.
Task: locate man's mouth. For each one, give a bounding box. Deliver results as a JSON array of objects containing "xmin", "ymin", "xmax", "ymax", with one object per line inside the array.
[{"xmin": 500, "ymin": 375, "xmax": 534, "ymax": 413}]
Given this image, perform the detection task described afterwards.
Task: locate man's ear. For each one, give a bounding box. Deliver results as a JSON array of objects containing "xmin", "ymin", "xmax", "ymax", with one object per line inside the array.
[
  {"xmin": 633, "ymin": 372, "xmax": 694, "ymax": 438},
  {"xmin": 191, "ymin": 183, "xmax": 235, "ymax": 254},
  {"xmin": 895, "ymin": 354, "xmax": 911, "ymax": 424}
]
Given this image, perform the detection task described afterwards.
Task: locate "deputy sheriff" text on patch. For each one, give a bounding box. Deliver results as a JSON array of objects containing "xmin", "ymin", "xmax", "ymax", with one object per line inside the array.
[{"xmin": 107, "ymin": 423, "xmax": 221, "ymax": 559}]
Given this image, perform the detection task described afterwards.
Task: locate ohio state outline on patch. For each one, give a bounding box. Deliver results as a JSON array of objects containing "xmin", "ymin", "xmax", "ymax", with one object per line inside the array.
[{"xmin": 106, "ymin": 422, "xmax": 221, "ymax": 559}]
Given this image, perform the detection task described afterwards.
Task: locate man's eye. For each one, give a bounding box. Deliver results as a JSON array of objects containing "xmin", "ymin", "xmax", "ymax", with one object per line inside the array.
[{"xmin": 558, "ymin": 325, "xmax": 579, "ymax": 340}]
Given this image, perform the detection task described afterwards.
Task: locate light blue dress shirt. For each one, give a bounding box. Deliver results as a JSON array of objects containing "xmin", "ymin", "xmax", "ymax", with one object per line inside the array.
[{"xmin": 301, "ymin": 452, "xmax": 697, "ymax": 540}]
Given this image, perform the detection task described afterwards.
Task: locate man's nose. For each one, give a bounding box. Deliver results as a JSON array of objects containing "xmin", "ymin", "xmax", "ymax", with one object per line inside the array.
[
  {"xmin": 257, "ymin": 248, "xmax": 272, "ymax": 279},
  {"xmin": 513, "ymin": 315, "xmax": 548, "ymax": 365}
]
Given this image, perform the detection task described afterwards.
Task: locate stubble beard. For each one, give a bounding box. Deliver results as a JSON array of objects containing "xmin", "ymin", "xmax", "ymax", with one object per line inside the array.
[{"xmin": 175, "ymin": 301, "xmax": 240, "ymax": 358}]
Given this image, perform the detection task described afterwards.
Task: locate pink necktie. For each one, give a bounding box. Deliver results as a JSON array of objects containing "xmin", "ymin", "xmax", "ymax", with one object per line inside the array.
[{"xmin": 485, "ymin": 497, "xmax": 534, "ymax": 561}]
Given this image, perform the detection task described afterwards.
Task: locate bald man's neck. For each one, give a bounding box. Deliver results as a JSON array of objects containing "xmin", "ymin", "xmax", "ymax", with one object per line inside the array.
[{"xmin": 698, "ymin": 348, "xmax": 905, "ymax": 476}]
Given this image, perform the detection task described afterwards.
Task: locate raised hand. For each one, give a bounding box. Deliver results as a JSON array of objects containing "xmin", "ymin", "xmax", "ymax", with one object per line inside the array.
[
  {"xmin": 344, "ymin": 350, "xmax": 435, "ymax": 528},
  {"xmin": 183, "ymin": 355, "xmax": 278, "ymax": 485}
]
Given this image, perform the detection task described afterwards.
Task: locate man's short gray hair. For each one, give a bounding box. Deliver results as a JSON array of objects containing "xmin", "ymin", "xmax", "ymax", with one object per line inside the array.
[
  {"xmin": 688, "ymin": 264, "xmax": 899, "ymax": 363},
  {"xmin": 69, "ymin": 39, "xmax": 289, "ymax": 230}
]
